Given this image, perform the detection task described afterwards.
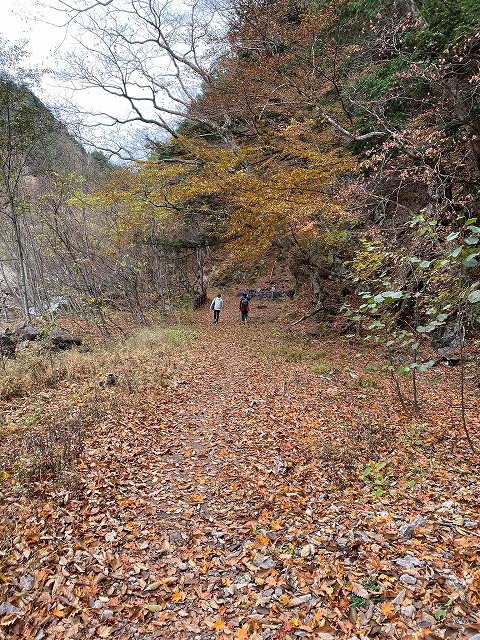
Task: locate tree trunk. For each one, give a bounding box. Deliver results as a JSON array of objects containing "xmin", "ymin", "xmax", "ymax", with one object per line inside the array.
[{"xmin": 10, "ymin": 199, "xmax": 30, "ymax": 320}]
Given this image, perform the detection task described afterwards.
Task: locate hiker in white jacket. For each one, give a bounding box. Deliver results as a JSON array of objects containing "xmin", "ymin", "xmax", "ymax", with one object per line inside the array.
[{"xmin": 210, "ymin": 293, "xmax": 224, "ymax": 324}]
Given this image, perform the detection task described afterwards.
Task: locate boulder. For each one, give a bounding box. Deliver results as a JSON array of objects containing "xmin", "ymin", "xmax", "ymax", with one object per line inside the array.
[
  {"xmin": 50, "ymin": 328, "xmax": 82, "ymax": 350},
  {"xmin": 467, "ymin": 299, "xmax": 480, "ymax": 329},
  {"xmin": 432, "ymin": 319, "xmax": 464, "ymax": 349},
  {"xmin": 251, "ymin": 287, "xmax": 285, "ymax": 300},
  {"xmin": 14, "ymin": 322, "xmax": 39, "ymax": 341}
]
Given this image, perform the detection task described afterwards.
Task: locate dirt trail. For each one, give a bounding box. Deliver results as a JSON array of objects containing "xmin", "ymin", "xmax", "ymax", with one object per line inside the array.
[{"xmin": 67, "ymin": 295, "xmax": 315, "ymax": 637}]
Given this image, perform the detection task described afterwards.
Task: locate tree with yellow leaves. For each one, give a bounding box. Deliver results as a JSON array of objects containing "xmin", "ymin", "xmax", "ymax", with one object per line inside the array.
[{"xmin": 100, "ymin": 117, "xmax": 355, "ymax": 307}]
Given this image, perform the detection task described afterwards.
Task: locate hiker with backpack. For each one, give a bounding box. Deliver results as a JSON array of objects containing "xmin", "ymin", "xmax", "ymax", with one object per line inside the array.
[
  {"xmin": 239, "ymin": 293, "xmax": 250, "ymax": 323},
  {"xmin": 210, "ymin": 293, "xmax": 224, "ymax": 323}
]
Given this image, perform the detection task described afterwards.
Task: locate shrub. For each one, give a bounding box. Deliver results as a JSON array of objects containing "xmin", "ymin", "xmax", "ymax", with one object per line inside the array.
[{"xmin": 0, "ymin": 408, "xmax": 89, "ymax": 486}]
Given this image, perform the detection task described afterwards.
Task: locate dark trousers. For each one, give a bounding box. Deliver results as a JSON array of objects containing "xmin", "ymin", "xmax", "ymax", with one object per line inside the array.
[{"xmin": 213, "ymin": 310, "xmax": 220, "ymax": 323}]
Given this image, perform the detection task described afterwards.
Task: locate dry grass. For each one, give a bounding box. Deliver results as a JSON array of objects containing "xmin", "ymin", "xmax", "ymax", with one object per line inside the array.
[
  {"xmin": 0, "ymin": 325, "xmax": 197, "ymax": 401},
  {"xmin": 0, "ymin": 409, "xmax": 87, "ymax": 484},
  {"xmin": 104, "ymin": 326, "xmax": 197, "ymax": 392},
  {"xmin": 0, "ymin": 347, "xmax": 61, "ymax": 400}
]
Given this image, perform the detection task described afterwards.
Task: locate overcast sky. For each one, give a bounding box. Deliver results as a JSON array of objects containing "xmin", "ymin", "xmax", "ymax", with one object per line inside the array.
[
  {"xmin": 0, "ymin": 1, "xmax": 68, "ymax": 69},
  {"xmin": 0, "ymin": 1, "xmax": 87, "ymax": 130}
]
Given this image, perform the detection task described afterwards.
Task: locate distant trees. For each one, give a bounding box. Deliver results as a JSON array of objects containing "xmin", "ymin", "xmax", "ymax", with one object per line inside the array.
[
  {"xmin": 0, "ymin": 43, "xmax": 58, "ymax": 317},
  {"xmin": 0, "ymin": 40, "xmax": 117, "ymax": 323},
  {"xmin": 0, "ymin": 66, "xmax": 212, "ymax": 324}
]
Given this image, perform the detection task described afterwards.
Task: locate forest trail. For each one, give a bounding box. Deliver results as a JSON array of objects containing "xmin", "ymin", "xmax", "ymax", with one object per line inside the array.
[{"xmin": 2, "ymin": 295, "xmax": 480, "ymax": 640}]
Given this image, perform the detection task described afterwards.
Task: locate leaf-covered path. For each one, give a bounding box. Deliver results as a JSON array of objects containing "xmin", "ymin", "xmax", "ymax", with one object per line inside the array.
[{"xmin": 2, "ymin": 297, "xmax": 480, "ymax": 639}]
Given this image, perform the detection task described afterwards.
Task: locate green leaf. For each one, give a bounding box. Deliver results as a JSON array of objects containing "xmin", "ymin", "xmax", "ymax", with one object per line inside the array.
[
  {"xmin": 465, "ymin": 218, "xmax": 477, "ymax": 226},
  {"xmin": 436, "ymin": 314, "xmax": 448, "ymax": 322},
  {"xmin": 463, "ymin": 257, "xmax": 478, "ymax": 268},
  {"xmin": 465, "ymin": 236, "xmax": 479, "ymax": 245},
  {"xmin": 467, "ymin": 290, "xmax": 480, "ymax": 304},
  {"xmin": 467, "ymin": 225, "xmax": 480, "ymax": 234},
  {"xmin": 417, "ymin": 360, "xmax": 436, "ymax": 372},
  {"xmin": 409, "ymin": 215, "xmax": 424, "ymax": 227},
  {"xmin": 383, "ymin": 290, "xmax": 403, "ymax": 299},
  {"xmin": 419, "ymin": 261, "xmax": 431, "ymax": 269},
  {"xmin": 434, "ymin": 608, "xmax": 448, "ymax": 621},
  {"xmin": 446, "ymin": 231, "xmax": 460, "ymax": 241},
  {"xmin": 396, "ymin": 365, "xmax": 410, "ymax": 375},
  {"xmin": 449, "ymin": 247, "xmax": 462, "ymax": 258}
]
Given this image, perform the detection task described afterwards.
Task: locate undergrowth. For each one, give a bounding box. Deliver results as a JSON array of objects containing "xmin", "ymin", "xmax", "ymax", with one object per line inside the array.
[
  {"xmin": 0, "ymin": 324, "xmax": 197, "ymax": 400},
  {"xmin": 0, "ymin": 406, "xmax": 91, "ymax": 491}
]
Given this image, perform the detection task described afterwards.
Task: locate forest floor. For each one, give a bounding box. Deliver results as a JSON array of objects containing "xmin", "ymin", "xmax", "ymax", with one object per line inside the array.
[{"xmin": 1, "ymin": 293, "xmax": 480, "ymax": 640}]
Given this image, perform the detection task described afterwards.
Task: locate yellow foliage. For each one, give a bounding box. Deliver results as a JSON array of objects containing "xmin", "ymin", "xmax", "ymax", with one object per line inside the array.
[
  {"xmin": 93, "ymin": 120, "xmax": 356, "ymax": 259},
  {"xmin": 95, "ymin": 164, "xmax": 183, "ymax": 245},
  {"xmin": 351, "ymin": 241, "xmax": 385, "ymax": 279}
]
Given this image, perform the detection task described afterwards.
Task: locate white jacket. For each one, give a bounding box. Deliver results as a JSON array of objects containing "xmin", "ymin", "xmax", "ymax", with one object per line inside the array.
[{"xmin": 211, "ymin": 296, "xmax": 224, "ymax": 310}]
